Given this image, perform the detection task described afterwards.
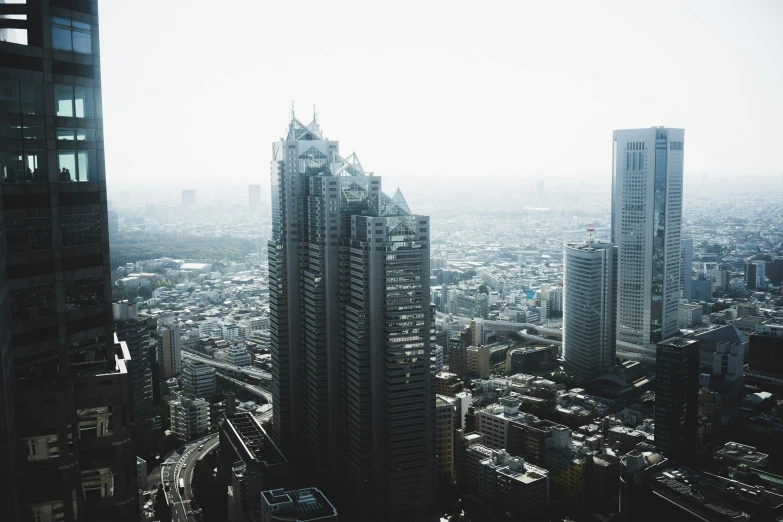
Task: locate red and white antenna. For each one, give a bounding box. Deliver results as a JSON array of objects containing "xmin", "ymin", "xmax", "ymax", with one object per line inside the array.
[{"xmin": 587, "ymin": 223, "xmax": 595, "ymax": 244}]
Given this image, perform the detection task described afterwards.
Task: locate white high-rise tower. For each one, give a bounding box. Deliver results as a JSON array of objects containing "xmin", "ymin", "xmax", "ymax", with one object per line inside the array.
[{"xmin": 612, "ymin": 127, "xmax": 684, "ymax": 361}]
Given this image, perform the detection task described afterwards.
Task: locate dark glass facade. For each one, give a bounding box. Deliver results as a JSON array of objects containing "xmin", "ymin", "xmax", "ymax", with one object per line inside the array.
[{"xmin": 0, "ymin": 2, "xmax": 137, "ymax": 520}]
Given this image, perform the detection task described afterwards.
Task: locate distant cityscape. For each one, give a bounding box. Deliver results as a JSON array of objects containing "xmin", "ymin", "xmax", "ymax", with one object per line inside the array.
[{"xmin": 2, "ymin": 2, "xmax": 783, "ymax": 522}]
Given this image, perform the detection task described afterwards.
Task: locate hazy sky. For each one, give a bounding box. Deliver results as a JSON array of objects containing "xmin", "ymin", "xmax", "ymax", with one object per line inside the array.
[{"xmin": 99, "ymin": 0, "xmax": 782, "ymax": 199}]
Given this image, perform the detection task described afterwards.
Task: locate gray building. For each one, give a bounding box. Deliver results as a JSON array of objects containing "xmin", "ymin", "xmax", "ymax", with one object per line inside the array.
[
  {"xmin": 181, "ymin": 361, "xmax": 216, "ymax": 400},
  {"xmin": 680, "ymin": 238, "xmax": 693, "ymax": 299},
  {"xmin": 0, "ymin": 2, "xmax": 138, "ymax": 520},
  {"xmin": 261, "ymin": 488, "xmax": 338, "ymax": 522},
  {"xmin": 113, "ymin": 301, "xmax": 160, "ymax": 457},
  {"xmin": 612, "ymin": 128, "xmax": 684, "ymax": 362},
  {"xmin": 249, "ymin": 184, "xmax": 262, "ymax": 212},
  {"xmin": 563, "ymin": 239, "xmax": 617, "ymax": 381},
  {"xmin": 268, "ymin": 112, "xmax": 434, "ymax": 521},
  {"xmin": 181, "ymin": 189, "xmax": 196, "ymax": 206}
]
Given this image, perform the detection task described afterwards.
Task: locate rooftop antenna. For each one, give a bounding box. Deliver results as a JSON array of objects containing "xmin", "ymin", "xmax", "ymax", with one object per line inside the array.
[
  {"xmin": 290, "ymin": 101, "xmax": 295, "ymax": 123},
  {"xmin": 313, "ymin": 104, "xmax": 317, "ymax": 124},
  {"xmin": 587, "ymin": 223, "xmax": 595, "ymax": 245}
]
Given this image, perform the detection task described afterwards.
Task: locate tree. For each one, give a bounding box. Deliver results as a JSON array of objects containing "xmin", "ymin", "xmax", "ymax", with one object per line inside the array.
[
  {"xmin": 478, "ymin": 284, "xmax": 489, "ymax": 294},
  {"xmin": 161, "ymin": 433, "xmax": 184, "ymax": 458}
]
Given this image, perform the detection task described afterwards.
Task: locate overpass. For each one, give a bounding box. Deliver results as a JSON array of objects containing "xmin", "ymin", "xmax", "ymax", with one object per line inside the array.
[
  {"xmin": 216, "ymin": 373, "xmax": 273, "ymax": 403},
  {"xmin": 435, "ymin": 311, "xmax": 562, "ymax": 339},
  {"xmin": 181, "ymin": 350, "xmax": 271, "ymax": 382}
]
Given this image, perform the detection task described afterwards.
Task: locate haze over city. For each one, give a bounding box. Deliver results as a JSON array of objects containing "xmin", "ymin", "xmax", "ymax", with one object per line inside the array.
[{"xmin": 99, "ymin": 0, "xmax": 783, "ymax": 204}]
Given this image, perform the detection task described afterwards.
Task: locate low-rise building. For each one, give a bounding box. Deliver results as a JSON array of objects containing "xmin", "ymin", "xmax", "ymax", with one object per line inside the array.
[
  {"xmin": 260, "ymin": 487, "xmax": 338, "ymax": 522},
  {"xmin": 716, "ymin": 442, "xmax": 769, "ymax": 469}
]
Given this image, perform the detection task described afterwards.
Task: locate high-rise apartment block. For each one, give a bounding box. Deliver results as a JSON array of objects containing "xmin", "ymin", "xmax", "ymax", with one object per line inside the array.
[
  {"xmin": 654, "ymin": 337, "xmax": 699, "ymax": 464},
  {"xmin": 745, "ymin": 260, "xmax": 765, "ymax": 290},
  {"xmin": 563, "ymin": 239, "xmax": 617, "ymax": 381},
  {"xmin": 160, "ymin": 325, "xmax": 182, "ymax": 378},
  {"xmin": 0, "ymin": 2, "xmax": 137, "ymax": 519},
  {"xmin": 612, "ymin": 127, "xmax": 685, "ymax": 362},
  {"xmin": 268, "ymin": 112, "xmax": 434, "ymax": 520}
]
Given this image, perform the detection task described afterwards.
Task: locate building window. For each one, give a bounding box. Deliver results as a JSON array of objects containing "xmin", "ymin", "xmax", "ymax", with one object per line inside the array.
[
  {"xmin": 10, "ymin": 283, "xmax": 56, "ymax": 322},
  {"xmin": 61, "ymin": 213, "xmax": 102, "ymax": 247},
  {"xmin": 5, "ymin": 217, "xmax": 51, "ymax": 254},
  {"xmin": 23, "ymin": 433, "xmax": 60, "ymax": 462},
  {"xmin": 52, "ymin": 17, "xmax": 91, "ymax": 54},
  {"xmin": 81, "ymin": 468, "xmax": 115, "ymax": 499},
  {"xmin": 30, "ymin": 500, "xmax": 65, "ymax": 522},
  {"xmin": 54, "ymin": 84, "xmax": 94, "ymax": 118},
  {"xmin": 57, "ymin": 127, "xmax": 96, "ymax": 141},
  {"xmin": 1, "ymin": 149, "xmax": 47, "ymax": 183},
  {"xmin": 58, "ymin": 150, "xmax": 96, "ymax": 182},
  {"xmin": 0, "ymin": 14, "xmax": 28, "ymax": 46},
  {"xmin": 77, "ymin": 407, "xmax": 113, "ymax": 439},
  {"xmin": 65, "ymin": 275, "xmax": 104, "ymax": 311}
]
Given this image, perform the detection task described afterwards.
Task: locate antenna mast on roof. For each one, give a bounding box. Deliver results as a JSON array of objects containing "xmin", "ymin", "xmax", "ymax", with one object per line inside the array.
[
  {"xmin": 587, "ymin": 223, "xmax": 595, "ymax": 245},
  {"xmin": 290, "ymin": 101, "xmax": 295, "ymax": 123}
]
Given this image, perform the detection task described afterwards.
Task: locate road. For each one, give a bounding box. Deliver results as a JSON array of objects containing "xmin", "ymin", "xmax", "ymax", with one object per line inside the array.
[
  {"xmin": 434, "ymin": 311, "xmax": 563, "ymax": 338},
  {"xmin": 217, "ymin": 373, "xmax": 273, "ymax": 403},
  {"xmin": 162, "ymin": 433, "xmax": 219, "ymax": 522},
  {"xmin": 181, "ymin": 350, "xmax": 272, "ymax": 382}
]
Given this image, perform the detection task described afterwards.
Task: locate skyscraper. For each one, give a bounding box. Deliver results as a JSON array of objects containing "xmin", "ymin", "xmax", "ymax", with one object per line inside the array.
[
  {"xmin": 563, "ymin": 239, "xmax": 617, "ymax": 381},
  {"xmin": 269, "ymin": 111, "xmax": 434, "ymax": 520},
  {"xmin": 654, "ymin": 337, "xmax": 699, "ymax": 464},
  {"xmin": 680, "ymin": 238, "xmax": 693, "ymax": 299},
  {"xmin": 248, "ymin": 184, "xmax": 262, "ymax": 212},
  {"xmin": 611, "ymin": 127, "xmax": 685, "ymax": 362},
  {"xmin": 0, "ymin": 2, "xmax": 137, "ymax": 519},
  {"xmin": 114, "ymin": 301, "xmax": 160, "ymax": 459}
]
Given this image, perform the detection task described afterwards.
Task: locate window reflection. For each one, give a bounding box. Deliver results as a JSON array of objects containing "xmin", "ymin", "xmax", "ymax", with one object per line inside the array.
[
  {"xmin": 82, "ymin": 468, "xmax": 115, "ymax": 499},
  {"xmin": 52, "ymin": 17, "xmax": 92, "ymax": 54},
  {"xmin": 11, "ymin": 283, "xmax": 56, "ymax": 322},
  {"xmin": 77, "ymin": 407, "xmax": 113, "ymax": 439},
  {"xmin": 6, "ymin": 217, "xmax": 51, "ymax": 254},
  {"xmin": 62, "ymin": 213, "xmax": 102, "ymax": 247},
  {"xmin": 65, "ymin": 275, "xmax": 104, "ymax": 311}
]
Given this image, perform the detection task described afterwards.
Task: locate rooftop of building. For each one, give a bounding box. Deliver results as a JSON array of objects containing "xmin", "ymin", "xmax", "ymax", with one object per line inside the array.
[
  {"xmin": 226, "ymin": 412, "xmax": 287, "ymax": 467},
  {"xmin": 261, "ymin": 487, "xmax": 337, "ymax": 521},
  {"xmin": 694, "ymin": 324, "xmax": 748, "ymax": 345},
  {"xmin": 717, "ymin": 442, "xmax": 769, "ymax": 464}
]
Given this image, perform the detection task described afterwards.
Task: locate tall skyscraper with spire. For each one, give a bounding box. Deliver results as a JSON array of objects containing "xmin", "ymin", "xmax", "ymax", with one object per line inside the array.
[
  {"xmin": 268, "ymin": 109, "xmax": 434, "ymax": 521},
  {"xmin": 611, "ymin": 127, "xmax": 685, "ymax": 362},
  {"xmin": 0, "ymin": 1, "xmax": 137, "ymax": 520}
]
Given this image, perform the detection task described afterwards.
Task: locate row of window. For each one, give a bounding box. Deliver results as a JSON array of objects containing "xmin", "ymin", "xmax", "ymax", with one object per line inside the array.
[
  {"xmin": 1, "ymin": 150, "xmax": 98, "ymax": 183},
  {"xmin": 0, "ymin": 124, "xmax": 96, "ymax": 141},
  {"xmin": 5, "ymin": 214, "xmax": 101, "ymax": 254},
  {"xmin": 10, "ymin": 274, "xmax": 105, "ymax": 322},
  {"xmin": 0, "ymin": 80, "xmax": 97, "ymax": 118}
]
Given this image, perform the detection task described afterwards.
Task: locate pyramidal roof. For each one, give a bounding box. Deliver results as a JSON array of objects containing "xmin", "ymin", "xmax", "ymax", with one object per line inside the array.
[{"xmin": 390, "ymin": 188, "xmax": 411, "ymax": 214}]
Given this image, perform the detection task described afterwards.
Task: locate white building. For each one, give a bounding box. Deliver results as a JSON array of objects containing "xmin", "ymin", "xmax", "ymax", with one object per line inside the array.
[
  {"xmin": 215, "ymin": 343, "xmax": 253, "ymax": 367},
  {"xmin": 137, "ymin": 457, "xmax": 148, "ymax": 492},
  {"xmin": 563, "ymin": 240, "xmax": 617, "ymax": 381},
  {"xmin": 678, "ymin": 303, "xmax": 703, "ymax": 329},
  {"xmin": 612, "ymin": 127, "xmax": 685, "ymax": 362},
  {"xmin": 477, "ymin": 398, "xmax": 535, "ymax": 450},
  {"xmin": 431, "ymin": 345, "xmax": 444, "ymax": 374},
  {"xmin": 170, "ymin": 397, "xmax": 210, "ymax": 441}
]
